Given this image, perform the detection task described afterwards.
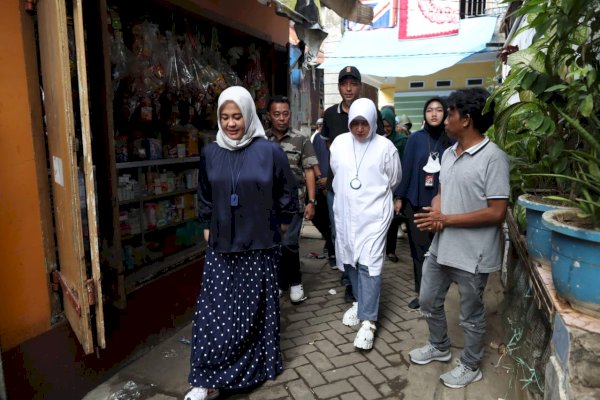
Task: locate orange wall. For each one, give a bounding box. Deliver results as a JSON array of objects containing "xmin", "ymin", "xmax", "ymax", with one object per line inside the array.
[
  {"xmin": 0, "ymin": 0, "xmax": 52, "ymax": 350},
  {"xmin": 175, "ymin": 0, "xmax": 289, "ymax": 46}
]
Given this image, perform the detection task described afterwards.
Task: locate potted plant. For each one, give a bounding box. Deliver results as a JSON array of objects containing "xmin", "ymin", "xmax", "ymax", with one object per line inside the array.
[
  {"xmin": 488, "ymin": 8, "xmax": 577, "ymax": 265},
  {"xmin": 491, "ymin": 0, "xmax": 600, "ymax": 316}
]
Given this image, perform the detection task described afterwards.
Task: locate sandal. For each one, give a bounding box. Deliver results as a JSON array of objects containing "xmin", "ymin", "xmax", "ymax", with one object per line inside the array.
[{"xmin": 185, "ymin": 387, "xmax": 220, "ymax": 400}]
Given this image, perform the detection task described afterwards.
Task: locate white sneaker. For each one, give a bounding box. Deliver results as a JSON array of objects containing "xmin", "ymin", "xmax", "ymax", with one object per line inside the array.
[
  {"xmin": 278, "ymin": 289, "xmax": 283, "ymax": 298},
  {"xmin": 290, "ymin": 284, "xmax": 306, "ymax": 303},
  {"xmin": 354, "ymin": 320, "xmax": 376, "ymax": 350},
  {"xmin": 397, "ymin": 230, "xmax": 405, "ymax": 239},
  {"xmin": 184, "ymin": 387, "xmax": 219, "ymax": 400},
  {"xmin": 342, "ymin": 302, "xmax": 359, "ymax": 326}
]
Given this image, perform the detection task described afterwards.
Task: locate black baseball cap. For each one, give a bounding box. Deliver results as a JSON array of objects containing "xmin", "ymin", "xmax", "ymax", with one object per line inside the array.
[{"xmin": 338, "ymin": 66, "xmax": 361, "ymax": 83}]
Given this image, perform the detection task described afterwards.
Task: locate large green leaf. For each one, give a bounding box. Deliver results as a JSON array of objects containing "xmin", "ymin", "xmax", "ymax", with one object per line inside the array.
[
  {"xmin": 527, "ymin": 111, "xmax": 545, "ymax": 131},
  {"xmin": 549, "ymin": 141, "xmax": 565, "ymax": 159},
  {"xmin": 580, "ymin": 94, "xmax": 594, "ymax": 117}
]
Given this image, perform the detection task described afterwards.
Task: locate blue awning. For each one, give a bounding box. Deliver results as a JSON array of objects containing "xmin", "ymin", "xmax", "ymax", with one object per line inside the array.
[{"xmin": 319, "ymin": 16, "xmax": 498, "ymax": 78}]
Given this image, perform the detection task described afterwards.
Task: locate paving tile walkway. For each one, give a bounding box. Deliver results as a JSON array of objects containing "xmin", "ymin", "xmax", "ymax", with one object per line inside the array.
[{"xmin": 84, "ymin": 225, "xmax": 514, "ymax": 400}]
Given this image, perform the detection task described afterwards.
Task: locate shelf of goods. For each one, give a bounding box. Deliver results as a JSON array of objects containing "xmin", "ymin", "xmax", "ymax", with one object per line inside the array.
[{"xmin": 116, "ymin": 156, "xmax": 204, "ymax": 292}]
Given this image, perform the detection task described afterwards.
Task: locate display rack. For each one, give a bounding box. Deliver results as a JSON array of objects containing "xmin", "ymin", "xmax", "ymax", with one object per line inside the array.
[{"xmin": 116, "ymin": 156, "xmax": 204, "ymax": 292}]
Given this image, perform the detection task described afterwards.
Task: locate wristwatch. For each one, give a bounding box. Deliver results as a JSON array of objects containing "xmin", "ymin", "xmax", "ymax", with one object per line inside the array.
[{"xmin": 308, "ymin": 199, "xmax": 317, "ymax": 206}]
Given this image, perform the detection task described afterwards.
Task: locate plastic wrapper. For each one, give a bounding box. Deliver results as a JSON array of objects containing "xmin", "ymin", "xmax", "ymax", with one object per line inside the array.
[
  {"xmin": 165, "ymin": 31, "xmax": 194, "ymax": 94},
  {"xmin": 130, "ymin": 21, "xmax": 166, "ymax": 97},
  {"xmin": 182, "ymin": 36, "xmax": 211, "ymax": 99},
  {"xmin": 244, "ymin": 43, "xmax": 266, "ymax": 92},
  {"xmin": 107, "ymin": 380, "xmax": 155, "ymax": 400},
  {"xmin": 110, "ymin": 32, "xmax": 131, "ymax": 93}
]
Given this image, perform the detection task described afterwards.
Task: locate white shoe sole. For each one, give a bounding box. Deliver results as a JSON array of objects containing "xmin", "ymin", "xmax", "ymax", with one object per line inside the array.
[
  {"xmin": 290, "ymin": 295, "xmax": 307, "ymax": 304},
  {"xmin": 409, "ymin": 351, "xmax": 452, "ymax": 365},
  {"xmin": 441, "ymin": 369, "xmax": 483, "ymax": 388}
]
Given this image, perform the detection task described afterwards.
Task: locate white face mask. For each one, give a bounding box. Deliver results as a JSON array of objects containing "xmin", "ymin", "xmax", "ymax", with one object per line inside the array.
[{"xmin": 423, "ymin": 152, "xmax": 441, "ymax": 173}]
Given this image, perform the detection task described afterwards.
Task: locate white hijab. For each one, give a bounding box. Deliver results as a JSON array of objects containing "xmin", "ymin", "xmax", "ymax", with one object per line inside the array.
[
  {"xmin": 216, "ymin": 86, "xmax": 267, "ymax": 151},
  {"xmin": 347, "ymin": 98, "xmax": 378, "ymax": 141}
]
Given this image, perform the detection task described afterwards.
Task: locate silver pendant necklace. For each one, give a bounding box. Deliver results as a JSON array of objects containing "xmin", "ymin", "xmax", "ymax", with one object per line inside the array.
[{"xmin": 351, "ymin": 135, "xmax": 373, "ymax": 190}]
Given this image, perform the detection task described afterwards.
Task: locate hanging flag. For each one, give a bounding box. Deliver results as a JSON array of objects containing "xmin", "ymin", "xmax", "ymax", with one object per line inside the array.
[
  {"xmin": 397, "ymin": 0, "xmax": 459, "ymax": 39},
  {"xmin": 347, "ymin": 1, "xmax": 397, "ymax": 31}
]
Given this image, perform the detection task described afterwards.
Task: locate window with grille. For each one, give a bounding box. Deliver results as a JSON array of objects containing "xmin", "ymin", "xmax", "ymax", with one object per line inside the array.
[
  {"xmin": 436, "ymin": 80, "xmax": 452, "ymax": 88},
  {"xmin": 460, "ymin": 0, "xmax": 486, "ymax": 18},
  {"xmin": 409, "ymin": 81, "xmax": 424, "ymax": 89}
]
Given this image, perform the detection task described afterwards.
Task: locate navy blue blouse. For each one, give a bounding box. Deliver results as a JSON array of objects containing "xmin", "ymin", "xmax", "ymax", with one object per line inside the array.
[
  {"xmin": 198, "ymin": 138, "xmax": 298, "ymax": 253},
  {"xmin": 394, "ymin": 128, "xmax": 450, "ymax": 207}
]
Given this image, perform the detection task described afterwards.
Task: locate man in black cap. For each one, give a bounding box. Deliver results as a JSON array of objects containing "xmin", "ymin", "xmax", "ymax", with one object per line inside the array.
[{"xmin": 321, "ymin": 66, "xmax": 384, "ymax": 302}]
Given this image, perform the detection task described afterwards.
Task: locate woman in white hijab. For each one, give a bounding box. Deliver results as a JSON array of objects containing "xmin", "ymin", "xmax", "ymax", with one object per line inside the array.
[
  {"xmin": 186, "ymin": 86, "xmax": 298, "ymax": 400},
  {"xmin": 330, "ymin": 98, "xmax": 402, "ymax": 350}
]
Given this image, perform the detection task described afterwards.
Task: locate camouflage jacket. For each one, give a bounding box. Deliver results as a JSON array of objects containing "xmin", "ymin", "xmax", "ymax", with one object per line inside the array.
[{"xmin": 267, "ymin": 128, "xmax": 318, "ymax": 211}]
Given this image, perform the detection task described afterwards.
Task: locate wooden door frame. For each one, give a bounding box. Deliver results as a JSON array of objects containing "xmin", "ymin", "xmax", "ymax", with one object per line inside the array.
[{"xmin": 36, "ymin": 0, "xmax": 105, "ymax": 355}]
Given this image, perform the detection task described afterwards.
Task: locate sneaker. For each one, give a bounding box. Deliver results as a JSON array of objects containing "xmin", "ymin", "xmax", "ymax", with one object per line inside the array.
[
  {"xmin": 440, "ymin": 361, "xmax": 483, "ymax": 388},
  {"xmin": 354, "ymin": 320, "xmax": 376, "ymax": 350},
  {"xmin": 342, "ymin": 302, "xmax": 359, "ymax": 326},
  {"xmin": 185, "ymin": 387, "xmax": 220, "ymax": 400},
  {"xmin": 386, "ymin": 253, "xmax": 399, "ymax": 263},
  {"xmin": 408, "ymin": 297, "xmax": 420, "ymax": 309},
  {"xmin": 397, "ymin": 230, "xmax": 405, "ymax": 239},
  {"xmin": 409, "ymin": 342, "xmax": 452, "ymax": 365},
  {"xmin": 278, "ymin": 289, "xmax": 283, "ymax": 298},
  {"xmin": 290, "ymin": 284, "xmax": 307, "ymax": 303}
]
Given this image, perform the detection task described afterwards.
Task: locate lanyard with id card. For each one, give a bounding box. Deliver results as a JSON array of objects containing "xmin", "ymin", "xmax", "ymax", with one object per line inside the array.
[
  {"xmin": 423, "ymin": 133, "xmax": 442, "ymax": 188},
  {"xmin": 228, "ymin": 149, "xmax": 247, "ymax": 207}
]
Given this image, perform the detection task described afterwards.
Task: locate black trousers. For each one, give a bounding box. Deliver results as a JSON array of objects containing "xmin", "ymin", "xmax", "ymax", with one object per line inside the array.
[
  {"xmin": 404, "ymin": 202, "xmax": 434, "ymax": 294},
  {"xmin": 311, "ymin": 189, "xmax": 335, "ymax": 255},
  {"xmin": 385, "ymin": 215, "xmax": 402, "ymax": 255}
]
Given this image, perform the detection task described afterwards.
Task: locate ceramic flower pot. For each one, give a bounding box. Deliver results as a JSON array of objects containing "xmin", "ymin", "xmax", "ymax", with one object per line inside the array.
[
  {"xmin": 516, "ymin": 194, "xmax": 574, "ymax": 265},
  {"xmin": 542, "ymin": 209, "xmax": 600, "ymax": 318}
]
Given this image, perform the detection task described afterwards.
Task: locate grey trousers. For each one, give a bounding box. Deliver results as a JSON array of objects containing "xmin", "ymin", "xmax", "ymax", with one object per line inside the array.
[
  {"xmin": 345, "ymin": 263, "xmax": 382, "ymax": 322},
  {"xmin": 420, "ymin": 254, "xmax": 489, "ymax": 370}
]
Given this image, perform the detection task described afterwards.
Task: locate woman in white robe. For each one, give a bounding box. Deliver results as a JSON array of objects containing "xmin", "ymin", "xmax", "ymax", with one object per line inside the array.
[{"xmin": 330, "ymin": 98, "xmax": 402, "ymax": 350}]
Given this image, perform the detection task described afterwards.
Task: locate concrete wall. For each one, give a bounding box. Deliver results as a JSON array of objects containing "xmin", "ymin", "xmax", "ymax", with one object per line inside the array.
[
  {"xmin": 0, "ymin": 0, "xmax": 53, "ymax": 350},
  {"xmin": 392, "ymin": 60, "xmax": 496, "ymax": 127},
  {"xmin": 321, "ymin": 8, "xmax": 344, "ymax": 111},
  {"xmin": 394, "ymin": 60, "xmax": 496, "ymax": 93}
]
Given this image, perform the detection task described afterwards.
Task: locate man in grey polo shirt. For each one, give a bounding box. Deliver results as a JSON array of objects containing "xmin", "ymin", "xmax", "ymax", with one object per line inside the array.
[{"xmin": 408, "ymin": 88, "xmax": 509, "ymax": 389}]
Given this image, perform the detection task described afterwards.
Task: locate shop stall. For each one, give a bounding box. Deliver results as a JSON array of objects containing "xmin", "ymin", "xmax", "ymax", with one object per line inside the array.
[{"xmin": 36, "ymin": 0, "xmax": 288, "ymax": 354}]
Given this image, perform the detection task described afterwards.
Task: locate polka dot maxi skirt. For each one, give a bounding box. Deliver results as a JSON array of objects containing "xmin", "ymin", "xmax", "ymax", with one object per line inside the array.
[{"xmin": 188, "ymin": 247, "xmax": 283, "ymax": 389}]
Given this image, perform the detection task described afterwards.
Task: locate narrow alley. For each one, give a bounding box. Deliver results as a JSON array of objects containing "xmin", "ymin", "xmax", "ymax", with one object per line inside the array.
[{"xmin": 84, "ymin": 226, "xmax": 514, "ymax": 400}]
